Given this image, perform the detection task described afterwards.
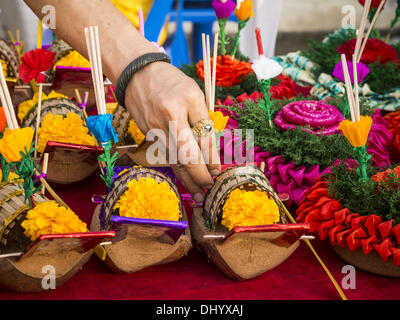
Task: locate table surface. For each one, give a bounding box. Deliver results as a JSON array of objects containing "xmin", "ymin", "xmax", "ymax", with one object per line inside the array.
[{"xmin": 0, "ymin": 173, "xmax": 399, "ymax": 300}]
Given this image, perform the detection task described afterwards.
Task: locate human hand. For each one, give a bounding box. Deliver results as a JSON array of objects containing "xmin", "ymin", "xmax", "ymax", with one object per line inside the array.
[{"xmin": 125, "ymin": 61, "xmax": 221, "ymax": 202}]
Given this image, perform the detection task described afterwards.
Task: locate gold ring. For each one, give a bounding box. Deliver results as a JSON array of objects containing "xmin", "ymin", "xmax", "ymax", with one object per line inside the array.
[{"xmin": 192, "ymin": 119, "xmax": 214, "ymax": 137}]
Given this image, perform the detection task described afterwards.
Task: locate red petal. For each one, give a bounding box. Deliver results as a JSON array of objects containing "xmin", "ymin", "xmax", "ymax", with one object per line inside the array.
[
  {"xmin": 329, "ymin": 225, "xmax": 346, "ymax": 245},
  {"xmin": 334, "ymin": 208, "xmax": 350, "ymax": 225},
  {"xmin": 364, "ymin": 215, "xmax": 382, "ymax": 236},
  {"xmin": 350, "ymin": 216, "xmax": 368, "ymax": 230},
  {"xmin": 336, "ymin": 229, "xmax": 353, "ymax": 247},
  {"xmin": 377, "ymin": 220, "xmax": 394, "ymax": 240},
  {"xmin": 320, "ymin": 200, "xmax": 342, "ymax": 220},
  {"xmin": 373, "ymin": 238, "xmax": 393, "ymax": 262},
  {"xmin": 346, "ymin": 231, "xmax": 361, "ymax": 251},
  {"xmin": 35, "ymin": 73, "xmax": 46, "ymax": 83},
  {"xmin": 318, "ymin": 219, "xmax": 335, "ymax": 240},
  {"xmin": 392, "ymin": 224, "xmax": 400, "ymax": 245},
  {"xmin": 361, "ymin": 235, "xmax": 379, "ymax": 255},
  {"xmin": 345, "ymin": 213, "xmax": 360, "ymax": 228},
  {"xmin": 391, "ymin": 248, "xmax": 400, "ymax": 267}
]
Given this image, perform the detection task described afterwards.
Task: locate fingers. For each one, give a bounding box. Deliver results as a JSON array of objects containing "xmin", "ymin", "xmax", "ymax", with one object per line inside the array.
[
  {"xmin": 186, "ymin": 85, "xmax": 221, "ymax": 177},
  {"xmin": 172, "ymin": 164, "xmax": 208, "ymax": 203}
]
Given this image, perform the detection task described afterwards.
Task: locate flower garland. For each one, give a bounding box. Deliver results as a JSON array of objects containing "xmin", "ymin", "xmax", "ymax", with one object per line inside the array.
[
  {"xmin": 114, "ymin": 177, "xmax": 181, "ymax": 221},
  {"xmin": 18, "ymin": 91, "xmax": 68, "ymax": 122},
  {"xmin": 222, "ymin": 188, "xmax": 280, "ymax": 230},
  {"xmin": 21, "ymin": 200, "xmax": 87, "ymax": 241},
  {"xmin": 37, "ymin": 112, "xmax": 96, "ymax": 154}
]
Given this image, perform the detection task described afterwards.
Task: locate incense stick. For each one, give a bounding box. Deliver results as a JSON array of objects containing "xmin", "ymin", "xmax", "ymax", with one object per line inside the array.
[
  {"xmin": 201, "ymin": 33, "xmax": 210, "ymax": 108},
  {"xmin": 211, "ymin": 33, "xmax": 219, "ymax": 112},
  {"xmin": 357, "ymin": 0, "xmax": 385, "ymax": 63},
  {"xmin": 341, "ymin": 54, "xmax": 356, "ymax": 122},
  {"xmin": 352, "ymin": 55, "xmax": 360, "ymax": 121},
  {"xmin": 354, "ymin": 0, "xmax": 371, "ymax": 60},
  {"xmin": 206, "ymin": 35, "xmax": 213, "ymax": 111}
]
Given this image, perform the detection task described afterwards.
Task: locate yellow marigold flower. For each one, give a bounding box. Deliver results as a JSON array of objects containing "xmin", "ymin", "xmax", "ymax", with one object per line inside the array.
[
  {"xmin": 21, "ymin": 200, "xmax": 87, "ymax": 241},
  {"xmin": 127, "ymin": 120, "xmax": 146, "ymax": 144},
  {"xmin": 338, "ymin": 116, "xmax": 373, "ymax": 148},
  {"xmin": 234, "ymin": 0, "xmax": 254, "ymax": 21},
  {"xmin": 53, "ymin": 50, "xmax": 91, "ymax": 70},
  {"xmin": 1, "ymin": 59, "xmax": 7, "ymax": 77},
  {"xmin": 209, "ymin": 110, "xmax": 229, "ymax": 132},
  {"xmin": 0, "ymin": 127, "xmax": 34, "ymax": 163},
  {"xmin": 114, "ymin": 177, "xmax": 181, "ymax": 221},
  {"xmin": 0, "ymin": 171, "xmax": 21, "ymax": 182},
  {"xmin": 37, "ymin": 112, "xmax": 96, "ymax": 154},
  {"xmin": 106, "ymin": 102, "xmax": 119, "ymax": 114},
  {"xmin": 18, "ymin": 91, "xmax": 67, "ymax": 122},
  {"xmin": 222, "ymin": 188, "xmax": 280, "ymax": 230}
]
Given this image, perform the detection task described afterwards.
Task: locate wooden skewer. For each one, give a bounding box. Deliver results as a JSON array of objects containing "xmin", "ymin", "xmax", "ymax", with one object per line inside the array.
[
  {"xmin": 41, "ymin": 153, "xmax": 49, "ymax": 195},
  {"xmin": 357, "ymin": 0, "xmax": 386, "ymax": 63},
  {"xmin": 211, "ymin": 33, "xmax": 219, "ymax": 112},
  {"xmin": 7, "ymin": 30, "xmax": 15, "ymax": 44},
  {"xmin": 260, "ymin": 161, "xmax": 265, "ymax": 173},
  {"xmin": 75, "ymin": 88, "xmax": 82, "ymax": 104},
  {"xmin": 0, "ymin": 60, "xmax": 18, "ymax": 129},
  {"xmin": 33, "ymin": 83, "xmax": 44, "ymax": 158},
  {"xmin": 341, "ymin": 54, "xmax": 356, "ymax": 122},
  {"xmin": 354, "ymin": 0, "xmax": 371, "ymax": 60},
  {"xmin": 352, "ymin": 55, "xmax": 360, "ymax": 122}
]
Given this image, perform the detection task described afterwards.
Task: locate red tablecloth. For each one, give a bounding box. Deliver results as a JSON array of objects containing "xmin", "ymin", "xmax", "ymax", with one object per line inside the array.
[{"xmin": 0, "ymin": 173, "xmax": 399, "ymax": 300}]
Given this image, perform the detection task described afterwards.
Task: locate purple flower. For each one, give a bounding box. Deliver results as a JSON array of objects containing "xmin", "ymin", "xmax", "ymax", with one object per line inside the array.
[
  {"xmin": 332, "ymin": 60, "xmax": 370, "ymax": 84},
  {"xmin": 212, "ymin": 0, "xmax": 236, "ymax": 19}
]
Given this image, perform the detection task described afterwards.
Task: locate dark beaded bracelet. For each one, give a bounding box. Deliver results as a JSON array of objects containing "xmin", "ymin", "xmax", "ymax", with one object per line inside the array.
[{"xmin": 115, "ymin": 52, "xmax": 171, "ymax": 107}]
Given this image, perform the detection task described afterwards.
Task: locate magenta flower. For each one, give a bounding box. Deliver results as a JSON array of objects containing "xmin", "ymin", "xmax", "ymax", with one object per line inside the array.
[
  {"xmin": 212, "ymin": 0, "xmax": 236, "ymax": 19},
  {"xmin": 332, "ymin": 60, "xmax": 370, "ymax": 84}
]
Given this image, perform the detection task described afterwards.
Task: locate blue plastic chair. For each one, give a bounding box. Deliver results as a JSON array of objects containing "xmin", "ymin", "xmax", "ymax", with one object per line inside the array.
[{"xmin": 145, "ymin": 0, "xmax": 236, "ymax": 67}]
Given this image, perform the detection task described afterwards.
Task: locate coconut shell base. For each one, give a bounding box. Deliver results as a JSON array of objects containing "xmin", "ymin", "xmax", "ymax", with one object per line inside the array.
[
  {"xmin": 90, "ymin": 205, "xmax": 192, "ymax": 274},
  {"xmin": 331, "ymin": 245, "xmax": 400, "ymax": 277},
  {"xmin": 191, "ymin": 208, "xmax": 299, "ymax": 281},
  {"xmin": 0, "ymin": 244, "xmax": 92, "ymax": 293}
]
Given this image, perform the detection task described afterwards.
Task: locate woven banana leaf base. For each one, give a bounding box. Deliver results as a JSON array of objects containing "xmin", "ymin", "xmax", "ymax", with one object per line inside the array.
[
  {"xmin": 0, "ymin": 182, "xmax": 92, "ymax": 292},
  {"xmin": 91, "ymin": 205, "xmax": 191, "ymax": 274},
  {"xmin": 192, "ymin": 165, "xmax": 299, "ymax": 281},
  {"xmin": 90, "ymin": 167, "xmax": 192, "ymax": 274},
  {"xmin": 331, "ymin": 245, "xmax": 400, "ymax": 277}
]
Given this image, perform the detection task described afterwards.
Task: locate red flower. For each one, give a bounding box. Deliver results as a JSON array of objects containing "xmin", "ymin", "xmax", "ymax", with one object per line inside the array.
[
  {"xmin": 385, "ymin": 111, "xmax": 400, "ymax": 152},
  {"xmin": 196, "ymin": 55, "xmax": 252, "ymax": 87},
  {"xmin": 337, "ymin": 38, "xmax": 399, "ymax": 65},
  {"xmin": 358, "ymin": 0, "xmax": 385, "ymax": 8},
  {"xmin": 19, "ymin": 49, "xmax": 56, "ymax": 83}
]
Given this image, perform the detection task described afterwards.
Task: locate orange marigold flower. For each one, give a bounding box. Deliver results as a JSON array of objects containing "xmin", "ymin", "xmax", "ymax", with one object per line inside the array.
[
  {"xmin": 0, "ymin": 127, "xmax": 34, "ymax": 163},
  {"xmin": 222, "ymin": 188, "xmax": 280, "ymax": 230},
  {"xmin": 196, "ymin": 56, "xmax": 252, "ymax": 87},
  {"xmin": 372, "ymin": 166, "xmax": 400, "ymax": 183},
  {"xmin": 234, "ymin": 0, "xmax": 254, "ymax": 21},
  {"xmin": 338, "ymin": 116, "xmax": 373, "ymax": 147},
  {"xmin": 127, "ymin": 119, "xmax": 146, "ymax": 145}
]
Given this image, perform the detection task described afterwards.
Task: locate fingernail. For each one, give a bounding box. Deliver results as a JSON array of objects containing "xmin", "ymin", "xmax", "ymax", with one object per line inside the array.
[
  {"xmin": 205, "ymin": 184, "xmax": 214, "ymax": 190},
  {"xmin": 210, "ymin": 169, "xmax": 220, "ymax": 176},
  {"xmin": 194, "ymin": 193, "xmax": 204, "ymax": 203}
]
